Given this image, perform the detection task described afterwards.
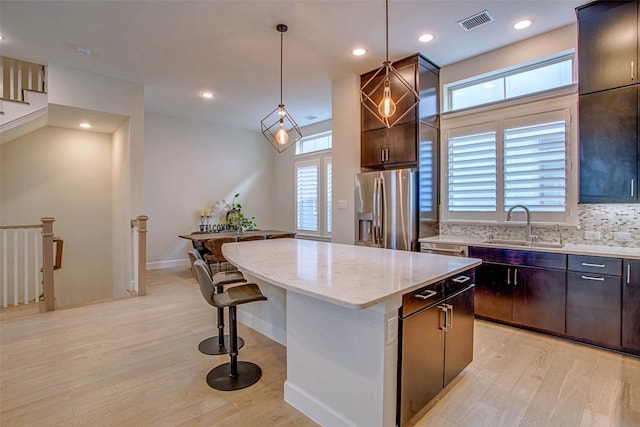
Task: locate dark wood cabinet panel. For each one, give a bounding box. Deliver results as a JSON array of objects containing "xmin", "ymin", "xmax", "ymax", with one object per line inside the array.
[
  {"xmin": 443, "ymin": 287, "xmax": 474, "ymax": 386},
  {"xmin": 474, "ymin": 262, "xmax": 513, "ymax": 322},
  {"xmin": 578, "ymin": 1, "xmax": 638, "ymax": 95},
  {"xmin": 566, "ymin": 271, "xmax": 622, "ymax": 349},
  {"xmin": 512, "ymin": 266, "xmax": 566, "ymax": 335},
  {"xmin": 361, "ymin": 122, "xmax": 417, "ymax": 168},
  {"xmin": 579, "ymin": 85, "xmax": 639, "ymax": 202},
  {"xmin": 418, "ymin": 124, "xmax": 439, "ymax": 237},
  {"xmin": 623, "ymin": 259, "xmax": 640, "ymax": 354}
]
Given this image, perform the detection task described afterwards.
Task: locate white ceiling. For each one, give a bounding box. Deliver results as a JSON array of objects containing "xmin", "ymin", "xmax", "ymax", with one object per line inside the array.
[{"xmin": 0, "ymin": 0, "xmax": 590, "ymax": 133}]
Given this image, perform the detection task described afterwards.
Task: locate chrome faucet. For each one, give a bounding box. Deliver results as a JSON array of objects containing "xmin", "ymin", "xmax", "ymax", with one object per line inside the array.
[{"xmin": 506, "ymin": 204, "xmax": 532, "ymax": 242}]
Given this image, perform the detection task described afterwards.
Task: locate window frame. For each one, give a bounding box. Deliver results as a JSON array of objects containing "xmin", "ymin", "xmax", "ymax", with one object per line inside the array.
[
  {"xmin": 441, "ymin": 92, "xmax": 578, "ymax": 226},
  {"xmin": 443, "ymin": 51, "xmax": 575, "ymax": 113},
  {"xmin": 294, "ymin": 132, "xmax": 332, "ymax": 239}
]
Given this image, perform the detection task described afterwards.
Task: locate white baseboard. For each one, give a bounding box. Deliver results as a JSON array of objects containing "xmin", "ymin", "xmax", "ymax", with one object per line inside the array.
[
  {"xmin": 146, "ymin": 259, "xmax": 189, "ymax": 270},
  {"xmin": 284, "ymin": 380, "xmax": 356, "ymax": 427}
]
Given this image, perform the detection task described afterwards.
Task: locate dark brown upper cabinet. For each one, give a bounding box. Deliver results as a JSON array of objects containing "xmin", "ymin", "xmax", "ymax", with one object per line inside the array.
[
  {"xmin": 360, "ymin": 53, "xmax": 440, "ymax": 169},
  {"xmin": 577, "ymin": 1, "xmax": 638, "ymax": 95},
  {"xmin": 579, "ymin": 85, "xmax": 639, "ymax": 203},
  {"xmin": 577, "ymin": 1, "xmax": 640, "ymax": 203}
]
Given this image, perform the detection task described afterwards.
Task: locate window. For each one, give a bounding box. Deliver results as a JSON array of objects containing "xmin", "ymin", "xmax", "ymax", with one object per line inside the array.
[
  {"xmin": 443, "ymin": 101, "xmax": 576, "ymax": 225},
  {"xmin": 295, "ymin": 132, "xmax": 332, "ymax": 237},
  {"xmin": 445, "ymin": 53, "xmax": 574, "ymax": 112}
]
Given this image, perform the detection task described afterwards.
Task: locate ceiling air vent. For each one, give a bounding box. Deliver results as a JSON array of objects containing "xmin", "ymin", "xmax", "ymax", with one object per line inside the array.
[{"xmin": 458, "ymin": 10, "xmax": 494, "ymax": 31}]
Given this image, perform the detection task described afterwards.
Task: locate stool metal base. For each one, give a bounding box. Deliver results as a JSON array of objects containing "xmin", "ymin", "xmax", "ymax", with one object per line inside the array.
[
  {"xmin": 198, "ymin": 335, "xmax": 245, "ymax": 355},
  {"xmin": 206, "ymin": 361, "xmax": 262, "ymax": 391}
]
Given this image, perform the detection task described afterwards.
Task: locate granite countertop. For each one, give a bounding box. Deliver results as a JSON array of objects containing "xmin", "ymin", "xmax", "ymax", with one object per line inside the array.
[
  {"xmin": 420, "ymin": 235, "xmax": 640, "ymax": 260},
  {"xmin": 223, "ymin": 239, "xmax": 481, "ymax": 309}
]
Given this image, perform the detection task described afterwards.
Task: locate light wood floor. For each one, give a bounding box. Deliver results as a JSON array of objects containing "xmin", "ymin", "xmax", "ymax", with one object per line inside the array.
[{"xmin": 1, "ymin": 267, "xmax": 639, "ymax": 427}]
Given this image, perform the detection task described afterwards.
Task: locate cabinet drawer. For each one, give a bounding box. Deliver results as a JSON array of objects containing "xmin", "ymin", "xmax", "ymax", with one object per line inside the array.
[
  {"xmin": 568, "ymin": 255, "xmax": 622, "ymax": 276},
  {"xmin": 469, "ymin": 246, "xmax": 566, "ymax": 270}
]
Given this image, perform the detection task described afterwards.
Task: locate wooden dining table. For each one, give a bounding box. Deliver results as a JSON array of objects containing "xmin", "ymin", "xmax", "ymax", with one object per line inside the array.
[{"xmin": 178, "ymin": 229, "xmax": 296, "ymax": 242}]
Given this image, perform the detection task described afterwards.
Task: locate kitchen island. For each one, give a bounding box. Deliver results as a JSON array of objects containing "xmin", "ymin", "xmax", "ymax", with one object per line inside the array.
[{"xmin": 223, "ymin": 238, "xmax": 481, "ymax": 427}]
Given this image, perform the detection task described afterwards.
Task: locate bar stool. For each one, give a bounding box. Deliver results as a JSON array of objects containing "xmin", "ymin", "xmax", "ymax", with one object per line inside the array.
[
  {"xmin": 187, "ymin": 248, "xmax": 202, "ymax": 278},
  {"xmin": 192, "ymin": 259, "xmax": 247, "ymax": 355},
  {"xmin": 204, "ymin": 237, "xmax": 237, "ymax": 274},
  {"xmin": 193, "ymin": 260, "xmax": 268, "ymax": 391}
]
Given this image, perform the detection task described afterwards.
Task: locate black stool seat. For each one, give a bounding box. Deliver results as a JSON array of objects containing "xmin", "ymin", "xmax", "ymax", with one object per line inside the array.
[{"xmin": 193, "ymin": 260, "xmax": 247, "ymax": 355}]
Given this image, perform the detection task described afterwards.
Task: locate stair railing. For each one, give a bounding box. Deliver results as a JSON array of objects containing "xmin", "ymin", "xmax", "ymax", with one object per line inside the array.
[
  {"xmin": 130, "ymin": 215, "xmax": 148, "ymax": 296},
  {"xmin": 1, "ymin": 56, "xmax": 46, "ymax": 102},
  {"xmin": 0, "ymin": 217, "xmax": 58, "ymax": 312}
]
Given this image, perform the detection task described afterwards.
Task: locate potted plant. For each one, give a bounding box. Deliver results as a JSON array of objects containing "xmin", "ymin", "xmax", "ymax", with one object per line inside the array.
[{"xmin": 226, "ymin": 193, "xmax": 256, "ymax": 232}]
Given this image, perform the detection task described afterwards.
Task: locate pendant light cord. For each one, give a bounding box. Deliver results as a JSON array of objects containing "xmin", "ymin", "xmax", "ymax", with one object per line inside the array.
[
  {"xmin": 385, "ymin": 0, "xmax": 389, "ymax": 63},
  {"xmin": 280, "ymin": 29, "xmax": 284, "ymax": 106}
]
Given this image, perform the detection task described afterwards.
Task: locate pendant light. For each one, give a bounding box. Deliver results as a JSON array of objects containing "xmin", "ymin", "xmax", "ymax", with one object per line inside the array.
[
  {"xmin": 361, "ymin": 0, "xmax": 419, "ymax": 128},
  {"xmin": 261, "ymin": 24, "xmax": 302, "ymax": 153}
]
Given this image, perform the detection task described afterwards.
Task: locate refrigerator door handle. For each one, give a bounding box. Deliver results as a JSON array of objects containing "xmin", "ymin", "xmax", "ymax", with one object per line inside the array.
[{"xmin": 373, "ymin": 178, "xmax": 380, "ymax": 245}]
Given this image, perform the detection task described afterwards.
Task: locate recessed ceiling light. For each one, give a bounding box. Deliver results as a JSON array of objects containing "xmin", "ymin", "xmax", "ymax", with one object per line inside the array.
[
  {"xmin": 201, "ymin": 91, "xmax": 214, "ymax": 99},
  {"xmin": 418, "ymin": 33, "xmax": 434, "ymax": 43},
  {"xmin": 79, "ymin": 122, "xmax": 92, "ymax": 129},
  {"xmin": 352, "ymin": 48, "xmax": 367, "ymax": 56},
  {"xmin": 0, "ymin": 35, "xmax": 5, "ymax": 41},
  {"xmin": 513, "ymin": 19, "xmax": 532, "ymax": 30}
]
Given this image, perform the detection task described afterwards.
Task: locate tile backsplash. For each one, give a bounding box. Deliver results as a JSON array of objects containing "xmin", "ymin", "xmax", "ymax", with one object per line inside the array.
[{"xmin": 440, "ymin": 204, "xmax": 640, "ymax": 248}]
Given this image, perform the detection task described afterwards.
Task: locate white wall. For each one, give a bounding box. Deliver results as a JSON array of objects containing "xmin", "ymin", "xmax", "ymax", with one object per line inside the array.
[
  {"xmin": 47, "ymin": 63, "xmax": 144, "ymax": 297},
  {"xmin": 330, "ymin": 74, "xmax": 360, "ymax": 244},
  {"xmin": 441, "ymin": 24, "xmax": 577, "ymax": 86},
  {"xmin": 1, "ymin": 126, "xmax": 114, "ymax": 306},
  {"xmin": 143, "ymin": 112, "xmax": 276, "ymax": 268}
]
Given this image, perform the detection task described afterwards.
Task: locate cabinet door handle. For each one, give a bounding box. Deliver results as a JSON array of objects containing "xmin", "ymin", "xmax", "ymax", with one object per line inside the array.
[
  {"xmin": 513, "ymin": 268, "xmax": 518, "ymax": 286},
  {"xmin": 445, "ymin": 304, "xmax": 453, "ymax": 329},
  {"xmin": 385, "ymin": 148, "xmax": 389, "ymax": 162},
  {"xmin": 632, "ymin": 178, "xmax": 635, "ymax": 198},
  {"xmin": 581, "ymin": 262, "xmax": 605, "ymax": 268},
  {"xmin": 452, "ymin": 275, "xmax": 470, "ymax": 284},
  {"xmin": 507, "ymin": 268, "xmax": 511, "ymax": 285},
  {"xmin": 414, "ymin": 289, "xmax": 437, "ymax": 300},
  {"xmin": 381, "ymin": 149, "xmax": 385, "ymax": 163},
  {"xmin": 581, "ymin": 275, "xmax": 605, "ymax": 282},
  {"xmin": 628, "ymin": 263, "xmax": 632, "ymax": 285},
  {"xmin": 439, "ymin": 305, "xmax": 448, "ymax": 331}
]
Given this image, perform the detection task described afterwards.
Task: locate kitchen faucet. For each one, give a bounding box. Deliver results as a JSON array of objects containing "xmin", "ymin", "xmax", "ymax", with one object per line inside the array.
[{"xmin": 506, "ymin": 204, "xmax": 532, "ymax": 242}]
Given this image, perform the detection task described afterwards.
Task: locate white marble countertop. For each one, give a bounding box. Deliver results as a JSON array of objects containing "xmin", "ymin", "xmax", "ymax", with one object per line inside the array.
[
  {"xmin": 420, "ymin": 236, "xmax": 640, "ymax": 260},
  {"xmin": 223, "ymin": 239, "xmax": 481, "ymax": 309}
]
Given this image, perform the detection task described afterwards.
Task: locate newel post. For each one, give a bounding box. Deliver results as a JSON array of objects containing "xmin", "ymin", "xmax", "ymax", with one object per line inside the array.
[
  {"xmin": 135, "ymin": 215, "xmax": 148, "ymax": 296},
  {"xmin": 41, "ymin": 217, "xmax": 55, "ymax": 312}
]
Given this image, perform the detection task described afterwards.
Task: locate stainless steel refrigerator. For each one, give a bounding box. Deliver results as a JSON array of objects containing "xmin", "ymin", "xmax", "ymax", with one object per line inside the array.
[{"xmin": 354, "ymin": 169, "xmax": 417, "ymax": 251}]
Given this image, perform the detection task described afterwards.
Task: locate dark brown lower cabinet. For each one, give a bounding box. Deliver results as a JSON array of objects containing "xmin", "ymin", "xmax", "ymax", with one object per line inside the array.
[
  {"xmin": 566, "ymin": 255, "xmax": 622, "ymax": 349},
  {"xmin": 512, "ymin": 266, "xmax": 566, "ymax": 335},
  {"xmin": 471, "ymin": 247, "xmax": 566, "ymax": 335},
  {"xmin": 623, "ymin": 259, "xmax": 640, "ymax": 354}
]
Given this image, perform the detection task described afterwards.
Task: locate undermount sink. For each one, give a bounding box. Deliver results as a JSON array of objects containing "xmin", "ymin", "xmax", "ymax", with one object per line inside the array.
[{"xmin": 481, "ymin": 239, "xmax": 564, "ymax": 249}]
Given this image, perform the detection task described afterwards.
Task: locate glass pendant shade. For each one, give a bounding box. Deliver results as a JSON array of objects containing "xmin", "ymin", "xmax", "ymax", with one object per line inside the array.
[
  {"xmin": 261, "ymin": 24, "xmax": 302, "ymax": 153},
  {"xmin": 276, "ymin": 120, "xmax": 289, "ymax": 145},
  {"xmin": 360, "ymin": 1, "xmax": 419, "ymax": 128},
  {"xmin": 378, "ymin": 80, "xmax": 396, "ymax": 118}
]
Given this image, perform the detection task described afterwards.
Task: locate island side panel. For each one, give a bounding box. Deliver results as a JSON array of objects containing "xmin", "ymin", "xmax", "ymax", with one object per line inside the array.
[
  {"xmin": 284, "ymin": 290, "xmax": 402, "ymax": 427},
  {"xmin": 237, "ymin": 273, "xmax": 287, "ymax": 346}
]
